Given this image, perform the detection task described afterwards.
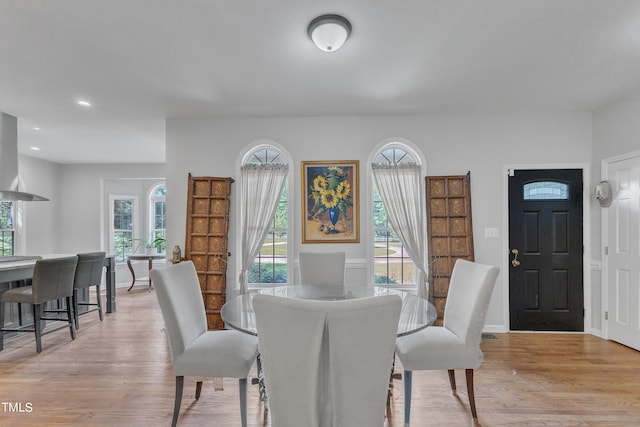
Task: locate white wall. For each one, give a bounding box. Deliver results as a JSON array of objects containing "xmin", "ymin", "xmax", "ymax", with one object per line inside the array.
[
  {"xmin": 166, "ymin": 113, "xmax": 592, "ymax": 331},
  {"xmin": 18, "ymin": 154, "xmax": 61, "ymax": 254},
  {"xmin": 59, "ymin": 164, "xmax": 165, "ymax": 283},
  {"xmin": 58, "ymin": 164, "xmax": 165, "ymax": 254},
  {"xmin": 17, "ymin": 159, "xmax": 164, "ymax": 284}
]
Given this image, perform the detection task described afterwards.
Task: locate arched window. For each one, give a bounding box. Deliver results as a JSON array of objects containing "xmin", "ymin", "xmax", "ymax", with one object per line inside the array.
[
  {"xmin": 371, "ymin": 142, "xmax": 425, "ymax": 291},
  {"xmin": 240, "ymin": 144, "xmax": 290, "ymax": 288},
  {"xmin": 148, "ymin": 183, "xmax": 166, "ymax": 253},
  {"xmin": 523, "ymin": 181, "xmax": 570, "ymax": 200}
]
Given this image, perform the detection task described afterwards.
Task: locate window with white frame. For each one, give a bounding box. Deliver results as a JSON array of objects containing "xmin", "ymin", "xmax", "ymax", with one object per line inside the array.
[
  {"xmin": 148, "ymin": 183, "xmax": 166, "ymax": 253},
  {"xmin": 372, "ymin": 144, "xmax": 420, "ymax": 286},
  {"xmin": 110, "ymin": 196, "xmax": 136, "ymax": 262},
  {"xmin": 242, "ymin": 146, "xmax": 289, "ymax": 286},
  {"xmin": 0, "ymin": 201, "xmax": 14, "ymax": 256}
]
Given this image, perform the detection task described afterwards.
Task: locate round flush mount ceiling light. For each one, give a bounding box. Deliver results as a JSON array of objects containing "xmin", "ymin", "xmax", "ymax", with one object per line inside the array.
[{"xmin": 308, "ymin": 14, "xmax": 352, "ymax": 52}]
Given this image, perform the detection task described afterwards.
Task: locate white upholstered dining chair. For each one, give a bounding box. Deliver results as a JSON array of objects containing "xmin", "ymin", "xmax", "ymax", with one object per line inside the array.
[
  {"xmin": 395, "ymin": 259, "xmax": 500, "ymax": 423},
  {"xmin": 299, "ymin": 251, "xmax": 346, "ymax": 295},
  {"xmin": 253, "ymin": 293, "xmax": 401, "ymax": 427},
  {"xmin": 150, "ymin": 261, "xmax": 259, "ymax": 427}
]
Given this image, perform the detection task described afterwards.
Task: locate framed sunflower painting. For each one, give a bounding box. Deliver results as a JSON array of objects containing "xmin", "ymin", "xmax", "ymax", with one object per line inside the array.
[{"xmin": 301, "ymin": 160, "xmax": 359, "ymax": 243}]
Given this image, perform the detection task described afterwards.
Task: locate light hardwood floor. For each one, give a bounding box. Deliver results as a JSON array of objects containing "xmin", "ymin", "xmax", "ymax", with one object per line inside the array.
[{"xmin": 1, "ymin": 286, "xmax": 640, "ymax": 426}]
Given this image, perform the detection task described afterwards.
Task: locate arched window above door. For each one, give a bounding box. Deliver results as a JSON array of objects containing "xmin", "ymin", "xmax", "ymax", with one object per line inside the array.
[{"xmin": 523, "ymin": 181, "xmax": 570, "ymax": 200}]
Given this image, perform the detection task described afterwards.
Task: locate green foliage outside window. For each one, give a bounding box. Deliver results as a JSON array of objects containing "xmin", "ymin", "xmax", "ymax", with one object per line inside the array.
[
  {"xmin": 250, "ymin": 182, "xmax": 288, "ymax": 285},
  {"xmin": 247, "ymin": 262, "xmax": 287, "ymax": 284},
  {"xmin": 0, "ymin": 201, "xmax": 14, "ymax": 256}
]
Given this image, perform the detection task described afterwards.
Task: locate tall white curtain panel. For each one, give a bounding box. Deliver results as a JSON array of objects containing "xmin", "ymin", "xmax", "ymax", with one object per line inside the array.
[
  {"xmin": 372, "ymin": 162, "xmax": 428, "ymax": 297},
  {"xmin": 239, "ymin": 164, "xmax": 288, "ymax": 294}
]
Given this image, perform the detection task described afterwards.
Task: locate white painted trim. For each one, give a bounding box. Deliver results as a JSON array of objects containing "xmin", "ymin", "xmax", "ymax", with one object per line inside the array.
[
  {"xmin": 502, "ymin": 163, "xmax": 591, "ymax": 333},
  {"xmin": 600, "ymin": 150, "xmax": 640, "ymax": 341}
]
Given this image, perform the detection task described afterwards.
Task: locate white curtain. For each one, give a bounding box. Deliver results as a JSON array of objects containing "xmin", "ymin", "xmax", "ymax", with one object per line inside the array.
[
  {"xmin": 239, "ymin": 164, "xmax": 288, "ymax": 294},
  {"xmin": 372, "ymin": 163, "xmax": 428, "ymax": 298}
]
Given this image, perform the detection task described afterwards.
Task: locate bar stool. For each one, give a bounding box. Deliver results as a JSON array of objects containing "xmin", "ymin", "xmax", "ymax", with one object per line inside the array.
[
  {"xmin": 0, "ymin": 256, "xmax": 78, "ymax": 353},
  {"xmin": 72, "ymin": 252, "xmax": 106, "ymax": 330}
]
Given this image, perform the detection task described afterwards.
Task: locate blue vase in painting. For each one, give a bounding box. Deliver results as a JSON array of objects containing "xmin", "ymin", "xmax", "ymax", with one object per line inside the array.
[{"xmin": 329, "ymin": 207, "xmax": 339, "ymax": 229}]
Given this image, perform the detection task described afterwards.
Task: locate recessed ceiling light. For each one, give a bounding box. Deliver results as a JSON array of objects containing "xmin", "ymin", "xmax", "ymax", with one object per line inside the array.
[
  {"xmin": 33, "ymin": 127, "xmax": 40, "ymax": 131},
  {"xmin": 77, "ymin": 100, "xmax": 91, "ymax": 107},
  {"xmin": 30, "ymin": 146, "xmax": 40, "ymax": 151}
]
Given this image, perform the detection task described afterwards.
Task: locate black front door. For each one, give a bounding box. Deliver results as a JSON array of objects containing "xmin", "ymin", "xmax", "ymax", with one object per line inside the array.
[{"xmin": 508, "ymin": 169, "xmax": 583, "ymax": 331}]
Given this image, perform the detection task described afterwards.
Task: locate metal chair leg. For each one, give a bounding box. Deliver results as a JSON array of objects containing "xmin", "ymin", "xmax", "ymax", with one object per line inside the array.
[
  {"xmin": 172, "ymin": 376, "xmax": 184, "ymax": 427},
  {"xmin": 403, "ymin": 370, "xmax": 412, "ymax": 424},
  {"xmin": 66, "ymin": 296, "xmax": 76, "ymax": 340},
  {"xmin": 33, "ymin": 304, "xmax": 43, "ymax": 353},
  {"xmin": 96, "ymin": 284, "xmax": 104, "ymax": 321}
]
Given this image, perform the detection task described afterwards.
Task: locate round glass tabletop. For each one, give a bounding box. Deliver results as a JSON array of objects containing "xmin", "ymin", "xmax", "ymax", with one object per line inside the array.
[{"xmin": 221, "ymin": 285, "xmax": 437, "ymax": 337}]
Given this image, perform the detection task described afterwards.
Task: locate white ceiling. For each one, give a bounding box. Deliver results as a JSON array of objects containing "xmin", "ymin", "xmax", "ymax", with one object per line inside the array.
[{"xmin": 2, "ymin": 0, "xmax": 640, "ymax": 164}]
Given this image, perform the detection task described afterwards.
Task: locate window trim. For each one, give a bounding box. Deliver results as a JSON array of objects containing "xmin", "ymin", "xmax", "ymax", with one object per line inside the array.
[{"xmin": 109, "ymin": 194, "xmax": 139, "ymax": 263}]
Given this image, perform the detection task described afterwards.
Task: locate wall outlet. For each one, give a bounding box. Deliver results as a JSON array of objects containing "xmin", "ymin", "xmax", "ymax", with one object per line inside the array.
[{"xmin": 484, "ymin": 227, "xmax": 499, "ymax": 238}]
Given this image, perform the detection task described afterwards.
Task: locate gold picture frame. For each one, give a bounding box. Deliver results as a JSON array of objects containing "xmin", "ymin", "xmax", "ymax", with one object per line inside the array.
[{"xmin": 301, "ymin": 160, "xmax": 359, "ymax": 243}]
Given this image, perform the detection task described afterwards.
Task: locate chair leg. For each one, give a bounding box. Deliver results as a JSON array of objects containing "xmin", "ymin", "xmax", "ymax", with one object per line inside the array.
[
  {"xmin": 195, "ymin": 381, "xmax": 203, "ymax": 399},
  {"xmin": 72, "ymin": 290, "xmax": 80, "ymax": 330},
  {"xmin": 33, "ymin": 304, "xmax": 43, "ymax": 353},
  {"xmin": 0, "ymin": 301, "xmax": 5, "ymax": 351},
  {"xmin": 403, "ymin": 370, "xmax": 412, "ymax": 424},
  {"xmin": 96, "ymin": 284, "xmax": 104, "ymax": 321},
  {"xmin": 66, "ymin": 296, "xmax": 76, "ymax": 340},
  {"xmin": 466, "ymin": 369, "xmax": 477, "ymax": 419},
  {"xmin": 239, "ymin": 378, "xmax": 248, "ymax": 427},
  {"xmin": 172, "ymin": 376, "xmax": 184, "ymax": 427},
  {"xmin": 448, "ymin": 369, "xmax": 457, "ymax": 392}
]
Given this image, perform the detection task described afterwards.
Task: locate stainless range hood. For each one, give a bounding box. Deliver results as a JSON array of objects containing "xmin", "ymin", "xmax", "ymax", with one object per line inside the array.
[{"xmin": 0, "ymin": 112, "xmax": 49, "ymax": 201}]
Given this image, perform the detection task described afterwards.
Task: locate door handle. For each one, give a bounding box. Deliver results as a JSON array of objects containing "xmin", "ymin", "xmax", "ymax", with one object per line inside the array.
[{"xmin": 511, "ymin": 249, "xmax": 521, "ymax": 267}]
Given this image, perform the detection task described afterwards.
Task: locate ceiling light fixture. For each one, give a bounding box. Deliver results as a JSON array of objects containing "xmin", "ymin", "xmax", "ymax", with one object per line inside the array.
[
  {"xmin": 77, "ymin": 100, "xmax": 91, "ymax": 107},
  {"xmin": 308, "ymin": 14, "xmax": 352, "ymax": 52}
]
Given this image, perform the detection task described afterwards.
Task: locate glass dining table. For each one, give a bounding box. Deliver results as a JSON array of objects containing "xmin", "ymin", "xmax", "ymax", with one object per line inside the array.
[
  {"xmin": 221, "ymin": 284, "xmax": 437, "ymax": 337},
  {"xmin": 221, "ymin": 284, "xmax": 437, "ymax": 409}
]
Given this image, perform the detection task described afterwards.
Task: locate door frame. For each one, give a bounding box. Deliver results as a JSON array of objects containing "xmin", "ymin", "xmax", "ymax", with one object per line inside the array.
[
  {"xmin": 601, "ymin": 149, "xmax": 640, "ymax": 341},
  {"xmin": 502, "ymin": 163, "xmax": 591, "ymax": 333}
]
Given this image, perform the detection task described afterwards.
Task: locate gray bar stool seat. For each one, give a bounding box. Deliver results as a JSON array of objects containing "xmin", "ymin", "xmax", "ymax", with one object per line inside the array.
[
  {"xmin": 72, "ymin": 252, "xmax": 106, "ymax": 330},
  {"xmin": 0, "ymin": 256, "xmax": 79, "ymax": 353}
]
